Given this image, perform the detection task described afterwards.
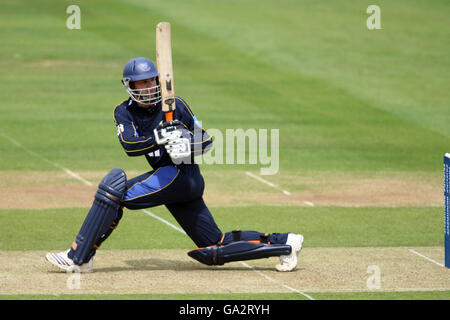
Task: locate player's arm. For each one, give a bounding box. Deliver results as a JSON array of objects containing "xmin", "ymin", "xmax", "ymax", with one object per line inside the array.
[
  {"xmin": 186, "ymin": 120, "xmax": 212, "ymax": 157},
  {"xmin": 174, "ymin": 97, "xmax": 212, "ymax": 156},
  {"xmin": 113, "ymin": 106, "xmax": 158, "ymax": 157},
  {"xmin": 153, "ymin": 98, "xmax": 212, "ymax": 162}
]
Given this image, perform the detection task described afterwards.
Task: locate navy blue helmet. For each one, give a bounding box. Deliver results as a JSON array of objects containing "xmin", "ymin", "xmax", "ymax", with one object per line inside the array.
[{"xmin": 121, "ymin": 57, "xmax": 161, "ymax": 106}]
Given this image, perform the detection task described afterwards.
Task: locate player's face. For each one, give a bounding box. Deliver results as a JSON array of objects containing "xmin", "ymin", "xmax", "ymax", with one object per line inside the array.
[{"xmin": 133, "ymin": 77, "xmax": 159, "ymax": 107}]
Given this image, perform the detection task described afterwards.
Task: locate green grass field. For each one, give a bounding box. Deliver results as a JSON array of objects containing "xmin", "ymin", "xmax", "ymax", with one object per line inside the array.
[{"xmin": 0, "ymin": 0, "xmax": 449, "ymax": 302}]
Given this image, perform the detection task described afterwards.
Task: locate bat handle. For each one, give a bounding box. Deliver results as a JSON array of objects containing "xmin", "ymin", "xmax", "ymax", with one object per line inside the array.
[{"xmin": 165, "ymin": 112, "xmax": 173, "ymax": 122}]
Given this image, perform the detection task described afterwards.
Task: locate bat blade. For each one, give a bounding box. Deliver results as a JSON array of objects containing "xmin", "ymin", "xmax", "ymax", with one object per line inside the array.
[{"xmin": 156, "ymin": 22, "xmax": 175, "ymax": 122}]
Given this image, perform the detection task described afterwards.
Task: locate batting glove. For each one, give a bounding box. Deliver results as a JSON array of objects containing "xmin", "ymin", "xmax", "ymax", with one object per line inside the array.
[
  {"xmin": 154, "ymin": 120, "xmax": 185, "ymax": 145},
  {"xmin": 165, "ymin": 137, "xmax": 191, "ymax": 160}
]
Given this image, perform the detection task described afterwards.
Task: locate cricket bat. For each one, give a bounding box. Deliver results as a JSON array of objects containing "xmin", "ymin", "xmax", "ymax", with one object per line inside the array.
[{"xmin": 156, "ymin": 22, "xmax": 175, "ymax": 122}]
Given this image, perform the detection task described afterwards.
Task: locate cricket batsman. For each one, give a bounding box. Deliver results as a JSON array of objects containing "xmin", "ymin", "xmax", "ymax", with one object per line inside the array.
[{"xmin": 45, "ymin": 57, "xmax": 304, "ymax": 273}]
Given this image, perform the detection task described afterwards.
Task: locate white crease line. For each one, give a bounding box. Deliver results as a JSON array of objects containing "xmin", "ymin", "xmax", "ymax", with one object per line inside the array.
[
  {"xmin": 245, "ymin": 171, "xmax": 316, "ymax": 206},
  {"xmin": 63, "ymin": 168, "xmax": 93, "ymax": 186},
  {"xmin": 239, "ymin": 261, "xmax": 315, "ymax": 300},
  {"xmin": 245, "ymin": 171, "xmax": 292, "ymax": 196},
  {"xmin": 245, "ymin": 171, "xmax": 276, "ymax": 187},
  {"xmin": 142, "ymin": 209, "xmax": 186, "ymax": 235},
  {"xmin": 408, "ymin": 249, "xmax": 444, "ymax": 268},
  {"xmin": 0, "ymin": 132, "xmax": 93, "ymax": 186},
  {"xmin": 142, "ymin": 207, "xmax": 314, "ymax": 299}
]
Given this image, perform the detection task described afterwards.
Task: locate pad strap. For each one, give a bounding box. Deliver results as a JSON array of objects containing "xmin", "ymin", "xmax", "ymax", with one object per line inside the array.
[
  {"xmin": 232, "ymin": 230, "xmax": 242, "ymax": 242},
  {"xmin": 260, "ymin": 233, "xmax": 270, "ymax": 244}
]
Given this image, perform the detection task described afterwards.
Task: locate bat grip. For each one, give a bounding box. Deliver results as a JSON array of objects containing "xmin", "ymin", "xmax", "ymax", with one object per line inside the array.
[{"xmin": 164, "ymin": 112, "xmax": 173, "ymax": 122}]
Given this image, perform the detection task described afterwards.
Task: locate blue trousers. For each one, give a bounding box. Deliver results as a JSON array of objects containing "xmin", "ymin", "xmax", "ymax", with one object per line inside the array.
[{"xmin": 121, "ymin": 164, "xmax": 288, "ymax": 248}]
